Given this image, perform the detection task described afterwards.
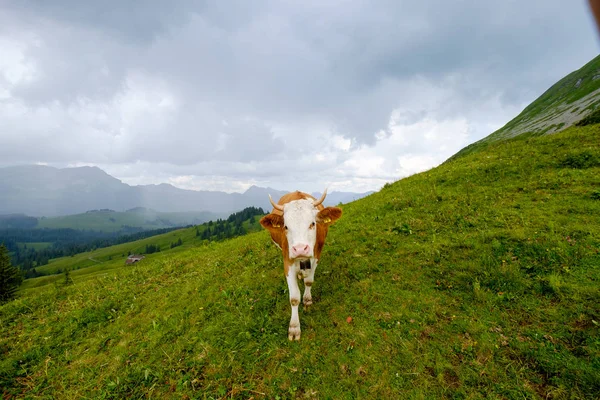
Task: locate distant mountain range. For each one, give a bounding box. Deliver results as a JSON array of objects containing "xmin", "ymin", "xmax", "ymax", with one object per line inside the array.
[
  {"xmin": 0, "ymin": 208, "xmax": 223, "ymax": 232},
  {"xmin": 0, "ymin": 165, "xmax": 372, "ymax": 217},
  {"xmin": 453, "ymin": 54, "xmax": 600, "ymax": 158}
]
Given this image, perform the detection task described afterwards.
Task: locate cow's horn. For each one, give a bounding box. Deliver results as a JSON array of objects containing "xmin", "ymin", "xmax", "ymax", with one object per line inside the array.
[
  {"xmin": 269, "ymin": 194, "xmax": 284, "ymax": 211},
  {"xmin": 313, "ymin": 188, "xmax": 328, "ymax": 207}
]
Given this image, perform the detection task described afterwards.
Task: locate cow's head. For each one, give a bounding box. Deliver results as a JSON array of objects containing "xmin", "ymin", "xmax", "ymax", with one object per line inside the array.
[{"xmin": 260, "ymin": 190, "xmax": 342, "ymax": 260}]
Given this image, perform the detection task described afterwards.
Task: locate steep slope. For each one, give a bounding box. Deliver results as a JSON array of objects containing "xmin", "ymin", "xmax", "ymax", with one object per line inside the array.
[
  {"xmin": 1, "ymin": 125, "xmax": 599, "ymax": 398},
  {"xmin": 454, "ymin": 54, "xmax": 600, "ymax": 158}
]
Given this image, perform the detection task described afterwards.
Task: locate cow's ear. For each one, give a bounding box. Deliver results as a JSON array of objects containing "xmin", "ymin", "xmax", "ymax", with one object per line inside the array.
[
  {"xmin": 260, "ymin": 214, "xmax": 284, "ymax": 230},
  {"xmin": 317, "ymin": 207, "xmax": 342, "ymax": 225}
]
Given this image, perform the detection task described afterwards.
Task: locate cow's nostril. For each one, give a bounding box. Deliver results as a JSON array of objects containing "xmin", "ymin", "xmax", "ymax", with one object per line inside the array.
[{"xmin": 292, "ymin": 244, "xmax": 311, "ymax": 256}]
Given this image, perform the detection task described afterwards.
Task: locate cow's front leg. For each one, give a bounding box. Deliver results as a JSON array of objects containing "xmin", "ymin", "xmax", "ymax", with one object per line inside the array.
[
  {"xmin": 303, "ymin": 258, "xmax": 318, "ymax": 308},
  {"xmin": 286, "ymin": 263, "xmax": 301, "ymax": 341}
]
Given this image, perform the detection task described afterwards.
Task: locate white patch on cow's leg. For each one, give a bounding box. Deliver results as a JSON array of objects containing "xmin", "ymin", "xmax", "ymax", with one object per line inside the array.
[
  {"xmin": 303, "ymin": 258, "xmax": 318, "ymax": 308},
  {"xmin": 286, "ymin": 263, "xmax": 301, "ymax": 341}
]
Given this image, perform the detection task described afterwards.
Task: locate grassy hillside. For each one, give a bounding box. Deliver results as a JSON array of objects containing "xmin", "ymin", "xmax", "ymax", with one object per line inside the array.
[
  {"xmin": 19, "ymin": 216, "xmax": 265, "ymax": 290},
  {"xmin": 454, "ymin": 55, "xmax": 600, "ymax": 159},
  {"xmin": 36, "ymin": 208, "xmax": 222, "ymax": 233},
  {"xmin": 18, "ymin": 227, "xmax": 199, "ymax": 290},
  {"xmin": 1, "ymin": 125, "xmax": 599, "ymax": 399}
]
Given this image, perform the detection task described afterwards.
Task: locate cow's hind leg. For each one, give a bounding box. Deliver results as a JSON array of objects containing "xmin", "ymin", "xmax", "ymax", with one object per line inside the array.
[
  {"xmin": 286, "ymin": 263, "xmax": 301, "ymax": 341},
  {"xmin": 303, "ymin": 258, "xmax": 317, "ymax": 309}
]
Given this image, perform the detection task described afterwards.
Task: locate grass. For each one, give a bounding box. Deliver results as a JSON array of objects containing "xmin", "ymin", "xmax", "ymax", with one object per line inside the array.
[
  {"xmin": 576, "ymin": 107, "xmax": 600, "ymax": 127},
  {"xmin": 19, "ymin": 218, "xmax": 264, "ymax": 290},
  {"xmin": 1, "ymin": 125, "xmax": 599, "ymax": 399}
]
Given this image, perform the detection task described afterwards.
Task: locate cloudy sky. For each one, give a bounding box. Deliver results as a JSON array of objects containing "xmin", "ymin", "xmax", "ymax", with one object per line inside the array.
[{"xmin": 0, "ymin": 1, "xmax": 598, "ymax": 194}]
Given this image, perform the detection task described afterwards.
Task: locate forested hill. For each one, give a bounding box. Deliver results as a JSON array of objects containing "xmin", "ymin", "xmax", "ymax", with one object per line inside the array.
[
  {"xmin": 0, "ymin": 209, "xmax": 222, "ymax": 232},
  {"xmin": 2, "ymin": 207, "xmax": 266, "ymax": 279},
  {"xmin": 1, "ymin": 227, "xmax": 180, "ymax": 276}
]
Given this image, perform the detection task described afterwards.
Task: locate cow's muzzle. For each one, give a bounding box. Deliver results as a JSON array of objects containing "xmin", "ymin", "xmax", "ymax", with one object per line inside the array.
[{"xmin": 290, "ymin": 243, "xmax": 312, "ymax": 259}]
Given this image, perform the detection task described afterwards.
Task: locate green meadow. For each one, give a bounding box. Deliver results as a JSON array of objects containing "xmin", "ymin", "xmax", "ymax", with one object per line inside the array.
[
  {"xmin": 1, "ymin": 125, "xmax": 599, "ymax": 399},
  {"xmin": 19, "ymin": 217, "xmax": 264, "ymax": 291}
]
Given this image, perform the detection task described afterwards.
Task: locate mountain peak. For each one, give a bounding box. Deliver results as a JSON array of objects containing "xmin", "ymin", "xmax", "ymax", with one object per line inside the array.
[
  {"xmin": 244, "ymin": 185, "xmax": 274, "ymax": 195},
  {"xmin": 452, "ymin": 54, "xmax": 600, "ymax": 159},
  {"xmin": 0, "ymin": 166, "xmax": 371, "ymax": 217}
]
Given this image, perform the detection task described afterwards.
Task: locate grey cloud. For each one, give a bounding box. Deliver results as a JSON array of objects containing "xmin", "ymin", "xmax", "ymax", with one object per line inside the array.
[
  {"xmin": 0, "ymin": 0, "xmax": 598, "ymax": 193},
  {"xmin": 11, "ymin": 0, "xmax": 197, "ymax": 44},
  {"xmin": 7, "ymin": 1, "xmax": 597, "ymax": 135}
]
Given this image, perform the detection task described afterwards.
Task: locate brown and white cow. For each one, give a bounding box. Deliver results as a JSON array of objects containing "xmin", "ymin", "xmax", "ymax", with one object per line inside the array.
[{"xmin": 260, "ymin": 189, "xmax": 342, "ymax": 340}]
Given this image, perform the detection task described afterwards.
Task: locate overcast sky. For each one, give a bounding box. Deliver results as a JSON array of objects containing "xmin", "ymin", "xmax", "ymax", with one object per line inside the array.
[{"xmin": 0, "ymin": 1, "xmax": 598, "ymax": 193}]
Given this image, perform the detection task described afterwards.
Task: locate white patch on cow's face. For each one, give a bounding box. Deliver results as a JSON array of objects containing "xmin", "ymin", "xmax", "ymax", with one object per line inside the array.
[{"xmin": 282, "ymin": 199, "xmax": 318, "ymax": 260}]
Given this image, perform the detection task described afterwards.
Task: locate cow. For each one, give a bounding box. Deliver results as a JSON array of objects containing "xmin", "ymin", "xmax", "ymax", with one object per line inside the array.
[{"xmin": 259, "ymin": 189, "xmax": 342, "ymax": 340}]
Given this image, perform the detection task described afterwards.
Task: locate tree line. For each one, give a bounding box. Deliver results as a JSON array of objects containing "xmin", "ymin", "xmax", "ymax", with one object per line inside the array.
[
  {"xmin": 0, "ymin": 245, "xmax": 22, "ymax": 304},
  {"xmin": 196, "ymin": 207, "xmax": 264, "ymax": 242}
]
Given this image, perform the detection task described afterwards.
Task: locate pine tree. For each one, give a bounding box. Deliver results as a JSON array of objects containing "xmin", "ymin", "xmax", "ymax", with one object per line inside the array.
[
  {"xmin": 63, "ymin": 268, "xmax": 74, "ymax": 286},
  {"xmin": 0, "ymin": 244, "xmax": 23, "ymax": 303}
]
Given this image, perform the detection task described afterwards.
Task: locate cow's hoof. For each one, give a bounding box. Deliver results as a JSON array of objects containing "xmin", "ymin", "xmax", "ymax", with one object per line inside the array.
[
  {"xmin": 288, "ymin": 324, "xmax": 301, "ymax": 341},
  {"xmin": 303, "ymin": 297, "xmax": 313, "ymax": 309}
]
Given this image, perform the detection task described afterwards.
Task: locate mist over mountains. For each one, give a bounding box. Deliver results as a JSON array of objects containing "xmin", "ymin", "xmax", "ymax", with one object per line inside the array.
[{"xmin": 0, "ymin": 165, "xmax": 372, "ymax": 217}]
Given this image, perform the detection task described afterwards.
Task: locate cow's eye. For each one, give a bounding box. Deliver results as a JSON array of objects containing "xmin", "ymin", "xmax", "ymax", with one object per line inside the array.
[
  {"xmin": 310, "ymin": 222, "xmax": 316, "ymax": 229},
  {"xmin": 284, "ymin": 225, "xmax": 288, "ymax": 230}
]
